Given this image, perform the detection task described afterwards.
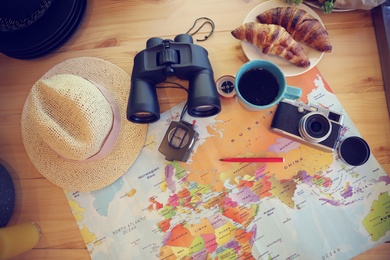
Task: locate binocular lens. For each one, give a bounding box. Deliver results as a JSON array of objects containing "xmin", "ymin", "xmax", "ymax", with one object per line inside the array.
[
  {"xmin": 194, "ymin": 105, "xmax": 215, "ymax": 112},
  {"xmin": 136, "ymin": 112, "xmax": 153, "ymax": 118},
  {"xmin": 189, "ymin": 105, "xmax": 220, "ymax": 117},
  {"xmin": 127, "ymin": 79, "xmax": 160, "ymax": 124},
  {"xmin": 128, "ymin": 112, "xmax": 158, "ymax": 123},
  {"xmin": 187, "ymin": 72, "xmax": 221, "ymax": 118}
]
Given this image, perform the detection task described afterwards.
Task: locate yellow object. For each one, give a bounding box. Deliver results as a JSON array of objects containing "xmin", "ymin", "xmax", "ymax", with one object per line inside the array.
[{"xmin": 0, "ymin": 222, "xmax": 41, "ymax": 259}]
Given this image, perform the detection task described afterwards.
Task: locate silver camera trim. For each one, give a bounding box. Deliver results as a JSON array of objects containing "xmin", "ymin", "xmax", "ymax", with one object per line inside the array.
[
  {"xmin": 298, "ymin": 112, "xmax": 332, "ymax": 143},
  {"xmin": 281, "ymin": 99, "xmax": 343, "ymax": 124},
  {"xmin": 271, "ymin": 128, "xmax": 336, "ymax": 152},
  {"xmin": 271, "ymin": 99, "xmax": 344, "ymax": 152}
]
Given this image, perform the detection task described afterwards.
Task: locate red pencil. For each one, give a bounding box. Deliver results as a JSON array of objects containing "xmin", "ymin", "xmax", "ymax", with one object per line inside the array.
[{"xmin": 220, "ymin": 157, "xmax": 285, "ymax": 163}]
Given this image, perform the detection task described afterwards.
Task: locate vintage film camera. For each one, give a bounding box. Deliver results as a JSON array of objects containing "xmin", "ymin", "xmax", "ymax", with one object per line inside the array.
[
  {"xmin": 126, "ymin": 34, "xmax": 221, "ymax": 124},
  {"xmin": 270, "ymin": 99, "xmax": 344, "ymax": 152},
  {"xmin": 158, "ymin": 121, "xmax": 199, "ymax": 162}
]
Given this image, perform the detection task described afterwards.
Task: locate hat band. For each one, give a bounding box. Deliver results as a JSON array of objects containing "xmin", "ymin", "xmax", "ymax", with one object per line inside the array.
[{"xmin": 53, "ymin": 80, "xmax": 121, "ymax": 163}]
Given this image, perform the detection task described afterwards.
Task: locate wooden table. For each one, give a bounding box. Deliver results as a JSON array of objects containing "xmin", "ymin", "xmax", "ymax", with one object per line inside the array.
[{"xmin": 1, "ymin": 0, "xmax": 389, "ymax": 259}]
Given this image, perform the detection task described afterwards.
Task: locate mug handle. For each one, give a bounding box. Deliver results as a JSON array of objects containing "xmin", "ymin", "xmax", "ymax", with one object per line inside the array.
[{"xmin": 283, "ymin": 85, "xmax": 302, "ymax": 100}]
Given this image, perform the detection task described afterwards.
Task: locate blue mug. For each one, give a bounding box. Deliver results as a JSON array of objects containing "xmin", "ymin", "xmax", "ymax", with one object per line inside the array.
[{"xmin": 235, "ymin": 60, "xmax": 302, "ymax": 111}]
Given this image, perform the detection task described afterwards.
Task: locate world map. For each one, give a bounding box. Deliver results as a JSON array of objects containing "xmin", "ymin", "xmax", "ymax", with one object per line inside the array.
[{"xmin": 65, "ymin": 67, "xmax": 390, "ymax": 259}]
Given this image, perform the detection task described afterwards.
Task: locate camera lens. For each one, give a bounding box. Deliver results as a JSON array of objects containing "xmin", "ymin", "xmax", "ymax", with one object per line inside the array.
[{"xmin": 299, "ymin": 112, "xmax": 332, "ymax": 143}]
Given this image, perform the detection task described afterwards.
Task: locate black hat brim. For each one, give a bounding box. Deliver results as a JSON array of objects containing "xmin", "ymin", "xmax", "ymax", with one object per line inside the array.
[{"xmin": 0, "ymin": 0, "xmax": 86, "ymax": 59}]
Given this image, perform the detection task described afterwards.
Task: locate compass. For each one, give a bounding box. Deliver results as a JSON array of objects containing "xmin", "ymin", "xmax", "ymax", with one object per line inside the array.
[
  {"xmin": 158, "ymin": 121, "xmax": 199, "ymax": 162},
  {"xmin": 216, "ymin": 75, "xmax": 236, "ymax": 98}
]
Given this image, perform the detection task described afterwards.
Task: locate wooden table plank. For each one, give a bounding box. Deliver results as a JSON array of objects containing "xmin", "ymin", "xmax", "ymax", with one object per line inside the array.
[{"xmin": 1, "ymin": 0, "xmax": 389, "ymax": 259}]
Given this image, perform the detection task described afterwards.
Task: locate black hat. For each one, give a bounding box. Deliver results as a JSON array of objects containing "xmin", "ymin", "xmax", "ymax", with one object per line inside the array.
[
  {"xmin": 0, "ymin": 0, "xmax": 87, "ymax": 59},
  {"xmin": 0, "ymin": 164, "xmax": 15, "ymax": 227}
]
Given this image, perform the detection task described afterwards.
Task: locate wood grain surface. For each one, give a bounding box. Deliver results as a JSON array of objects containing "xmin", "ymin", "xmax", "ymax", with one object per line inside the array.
[{"xmin": 0, "ymin": 0, "xmax": 389, "ymax": 259}]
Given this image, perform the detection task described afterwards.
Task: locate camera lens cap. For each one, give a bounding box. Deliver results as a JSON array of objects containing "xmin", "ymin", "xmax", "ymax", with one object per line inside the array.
[
  {"xmin": 338, "ymin": 136, "xmax": 370, "ymax": 166},
  {"xmin": 216, "ymin": 75, "xmax": 236, "ymax": 99}
]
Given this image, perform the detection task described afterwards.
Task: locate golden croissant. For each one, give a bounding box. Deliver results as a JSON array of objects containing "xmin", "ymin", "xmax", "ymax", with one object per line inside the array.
[
  {"xmin": 257, "ymin": 7, "xmax": 332, "ymax": 53},
  {"xmin": 231, "ymin": 22, "xmax": 310, "ymax": 68}
]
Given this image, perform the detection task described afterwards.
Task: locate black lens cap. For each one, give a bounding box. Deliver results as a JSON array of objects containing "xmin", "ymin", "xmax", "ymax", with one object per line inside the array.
[{"xmin": 338, "ymin": 136, "xmax": 370, "ymax": 166}]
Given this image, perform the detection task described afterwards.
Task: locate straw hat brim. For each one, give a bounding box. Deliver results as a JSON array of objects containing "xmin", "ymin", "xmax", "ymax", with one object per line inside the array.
[{"xmin": 21, "ymin": 57, "xmax": 148, "ymax": 191}]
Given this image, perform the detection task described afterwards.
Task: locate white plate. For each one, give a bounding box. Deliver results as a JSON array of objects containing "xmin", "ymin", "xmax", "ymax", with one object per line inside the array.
[{"xmin": 241, "ymin": 0, "xmax": 325, "ymax": 77}]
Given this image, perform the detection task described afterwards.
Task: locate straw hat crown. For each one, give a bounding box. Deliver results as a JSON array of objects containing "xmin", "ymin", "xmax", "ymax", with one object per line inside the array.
[
  {"xmin": 28, "ymin": 74, "xmax": 114, "ymax": 161},
  {"xmin": 22, "ymin": 57, "xmax": 147, "ymax": 191}
]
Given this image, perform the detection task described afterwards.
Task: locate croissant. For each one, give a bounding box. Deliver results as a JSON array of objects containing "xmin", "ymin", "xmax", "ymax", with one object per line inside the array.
[
  {"xmin": 231, "ymin": 22, "xmax": 310, "ymax": 68},
  {"xmin": 257, "ymin": 7, "xmax": 332, "ymax": 53}
]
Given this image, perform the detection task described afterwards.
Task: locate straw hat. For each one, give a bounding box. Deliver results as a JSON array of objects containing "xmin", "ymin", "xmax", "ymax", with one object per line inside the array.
[{"xmin": 21, "ymin": 57, "xmax": 148, "ymax": 191}]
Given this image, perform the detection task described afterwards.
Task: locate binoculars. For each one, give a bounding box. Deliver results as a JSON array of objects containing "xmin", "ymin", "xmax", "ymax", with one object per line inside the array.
[{"xmin": 126, "ymin": 34, "xmax": 221, "ymax": 124}]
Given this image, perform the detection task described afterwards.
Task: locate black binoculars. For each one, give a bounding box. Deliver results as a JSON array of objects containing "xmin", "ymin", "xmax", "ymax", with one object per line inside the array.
[{"xmin": 126, "ymin": 34, "xmax": 221, "ymax": 124}]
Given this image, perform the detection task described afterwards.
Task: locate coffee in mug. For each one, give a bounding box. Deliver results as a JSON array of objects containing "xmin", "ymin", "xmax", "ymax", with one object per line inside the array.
[
  {"xmin": 235, "ymin": 60, "xmax": 302, "ymax": 111},
  {"xmin": 238, "ymin": 68, "xmax": 280, "ymax": 106}
]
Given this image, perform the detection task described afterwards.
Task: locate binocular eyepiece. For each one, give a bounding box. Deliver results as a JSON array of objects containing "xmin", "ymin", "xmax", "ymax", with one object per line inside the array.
[{"xmin": 127, "ymin": 34, "xmax": 221, "ymax": 124}]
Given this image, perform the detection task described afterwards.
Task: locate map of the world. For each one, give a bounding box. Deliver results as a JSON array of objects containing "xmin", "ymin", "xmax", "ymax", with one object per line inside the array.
[{"xmin": 65, "ymin": 67, "xmax": 390, "ymax": 259}]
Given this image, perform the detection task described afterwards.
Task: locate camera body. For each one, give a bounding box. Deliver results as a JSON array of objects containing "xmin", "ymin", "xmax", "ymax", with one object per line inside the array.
[
  {"xmin": 127, "ymin": 34, "xmax": 221, "ymax": 124},
  {"xmin": 270, "ymin": 99, "xmax": 344, "ymax": 152}
]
